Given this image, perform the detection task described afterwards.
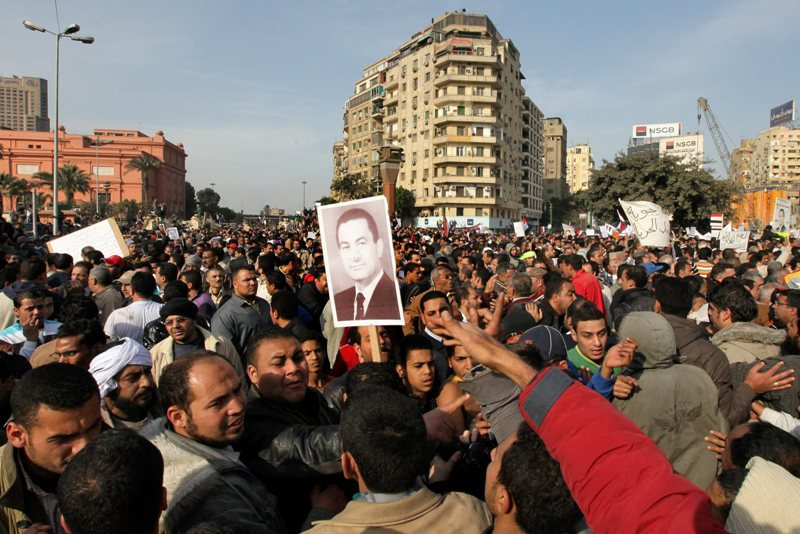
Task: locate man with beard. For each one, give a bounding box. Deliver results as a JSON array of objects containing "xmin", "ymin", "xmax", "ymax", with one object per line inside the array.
[
  {"xmin": 89, "ymin": 338, "xmax": 162, "ymax": 432},
  {"xmin": 142, "ymin": 353, "xmax": 286, "ymax": 533}
]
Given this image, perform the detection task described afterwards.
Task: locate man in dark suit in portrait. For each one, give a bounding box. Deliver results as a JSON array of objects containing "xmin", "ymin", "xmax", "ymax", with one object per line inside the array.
[{"xmin": 332, "ymin": 208, "xmax": 400, "ymax": 321}]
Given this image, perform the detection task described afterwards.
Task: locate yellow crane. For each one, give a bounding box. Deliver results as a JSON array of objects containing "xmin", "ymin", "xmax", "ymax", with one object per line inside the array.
[{"xmin": 697, "ymin": 97, "xmax": 733, "ymax": 179}]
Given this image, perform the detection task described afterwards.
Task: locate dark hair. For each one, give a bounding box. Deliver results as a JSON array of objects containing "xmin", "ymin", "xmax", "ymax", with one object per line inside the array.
[
  {"xmin": 710, "ymin": 262, "xmax": 735, "ymax": 282},
  {"xmin": 159, "ymin": 351, "xmax": 228, "ymax": 412},
  {"xmin": 509, "ymin": 272, "xmax": 532, "ymax": 297},
  {"xmin": 53, "ymin": 253, "xmax": 73, "ymax": 271},
  {"xmin": 130, "ymin": 272, "xmax": 157, "ymax": 297},
  {"xmin": 336, "ymin": 208, "xmax": 379, "ymax": 248},
  {"xmin": 179, "ymin": 269, "xmax": 202, "ymax": 290},
  {"xmin": 10, "ymin": 363, "xmax": 99, "ymax": 428},
  {"xmin": 713, "ymin": 468, "xmax": 749, "ymax": 522},
  {"xmin": 19, "ymin": 257, "xmax": 46, "ymax": 281},
  {"xmin": 404, "ymin": 262, "xmax": 421, "ymax": 275},
  {"xmin": 245, "ymin": 328, "xmax": 299, "ymax": 366},
  {"xmin": 569, "ymin": 300, "xmax": 605, "ymax": 330},
  {"xmin": 730, "ymin": 421, "xmax": 800, "ymax": 476},
  {"xmin": 85, "ymin": 250, "xmax": 105, "ymax": 266},
  {"xmin": 499, "ymin": 423, "xmax": 582, "ymax": 533},
  {"xmin": 231, "ymin": 264, "xmax": 255, "ymax": 280},
  {"xmin": 56, "ymin": 318, "xmax": 107, "ymax": 348},
  {"xmin": 783, "ymin": 289, "xmax": 800, "ymax": 311},
  {"xmin": 345, "ymin": 362, "xmax": 405, "ymax": 397},
  {"xmin": 453, "ymin": 285, "xmax": 473, "ymax": 307},
  {"xmin": 270, "ymin": 290, "xmax": 298, "ymax": 320},
  {"xmin": 708, "ymin": 281, "xmax": 758, "ymax": 323},
  {"xmin": 163, "ymin": 280, "xmax": 189, "ymax": 301},
  {"xmin": 57, "ymin": 296, "xmax": 100, "ymax": 322},
  {"xmin": 340, "ymin": 386, "xmax": 428, "ymax": 493},
  {"xmin": 157, "ymin": 262, "xmax": 178, "ymax": 283},
  {"xmin": 544, "ymin": 276, "xmax": 569, "ymax": 301},
  {"xmin": 507, "ymin": 342, "xmax": 549, "ymax": 369},
  {"xmin": 563, "ymin": 254, "xmax": 584, "ymax": 271},
  {"xmin": 13, "ymin": 286, "xmax": 46, "ymax": 308},
  {"xmin": 396, "ymin": 334, "xmax": 432, "ymax": 368},
  {"xmin": 264, "ymin": 270, "xmax": 288, "ymax": 290},
  {"xmin": 626, "ymin": 265, "xmax": 648, "ymax": 288},
  {"xmin": 653, "ymin": 277, "xmax": 693, "ymax": 317},
  {"xmin": 256, "ymin": 253, "xmax": 276, "ymax": 274},
  {"xmin": 419, "ymin": 290, "xmax": 448, "ymax": 312},
  {"xmin": 57, "ymin": 429, "xmax": 164, "ymax": 534}
]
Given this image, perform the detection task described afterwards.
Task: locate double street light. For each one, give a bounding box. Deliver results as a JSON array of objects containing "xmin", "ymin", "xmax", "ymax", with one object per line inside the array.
[{"xmin": 23, "ymin": 19, "xmax": 94, "ymax": 236}]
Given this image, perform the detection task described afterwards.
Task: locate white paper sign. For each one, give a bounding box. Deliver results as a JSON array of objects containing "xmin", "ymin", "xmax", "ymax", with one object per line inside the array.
[
  {"xmin": 585, "ymin": 228, "xmax": 596, "ymax": 236},
  {"xmin": 513, "ymin": 221, "xmax": 525, "ymax": 238},
  {"xmin": 46, "ymin": 218, "xmax": 128, "ymax": 260},
  {"xmin": 719, "ymin": 230, "xmax": 750, "ymax": 252},
  {"xmin": 600, "ymin": 226, "xmax": 609, "ymax": 238},
  {"xmin": 619, "ymin": 199, "xmax": 671, "ymax": 247},
  {"xmin": 166, "ymin": 227, "xmax": 180, "ymax": 241},
  {"xmin": 562, "ymin": 224, "xmax": 575, "ymax": 237}
]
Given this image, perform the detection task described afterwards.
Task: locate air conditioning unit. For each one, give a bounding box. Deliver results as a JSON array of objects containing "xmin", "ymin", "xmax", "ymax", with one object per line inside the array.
[
  {"xmin": 483, "ymin": 186, "xmax": 492, "ymax": 195},
  {"xmin": 449, "ymin": 185, "xmax": 457, "ymax": 191}
]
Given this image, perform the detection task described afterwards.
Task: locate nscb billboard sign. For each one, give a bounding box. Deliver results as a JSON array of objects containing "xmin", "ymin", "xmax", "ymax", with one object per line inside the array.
[
  {"xmin": 632, "ymin": 122, "xmax": 681, "ymax": 139},
  {"xmin": 770, "ymin": 100, "xmax": 795, "ymax": 128}
]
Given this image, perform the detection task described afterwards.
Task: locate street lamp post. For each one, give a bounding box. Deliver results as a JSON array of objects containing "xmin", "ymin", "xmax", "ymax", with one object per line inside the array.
[
  {"xmin": 302, "ymin": 180, "xmax": 307, "ymax": 211},
  {"xmin": 23, "ymin": 19, "xmax": 94, "ymax": 236},
  {"xmin": 90, "ymin": 136, "xmax": 113, "ymax": 216}
]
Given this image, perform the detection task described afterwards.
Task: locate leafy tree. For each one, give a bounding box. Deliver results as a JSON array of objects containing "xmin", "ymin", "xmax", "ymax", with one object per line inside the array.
[
  {"xmin": 184, "ymin": 181, "xmax": 197, "ymax": 216},
  {"xmin": 317, "ymin": 196, "xmax": 336, "ymax": 206},
  {"xmin": 395, "ymin": 186, "xmax": 415, "ymax": 220},
  {"xmin": 217, "ymin": 207, "xmax": 243, "ymax": 223},
  {"xmin": 585, "ymin": 152, "xmax": 740, "ymax": 231},
  {"xmin": 125, "ymin": 153, "xmax": 162, "ymax": 208},
  {"xmin": 110, "ymin": 200, "xmax": 142, "ymax": 224},
  {"xmin": 0, "ymin": 173, "xmax": 32, "ymax": 213},
  {"xmin": 330, "ymin": 174, "xmax": 372, "ymax": 202},
  {"xmin": 57, "ymin": 164, "xmax": 91, "ymax": 208},
  {"xmin": 196, "ymin": 187, "xmax": 220, "ymax": 216}
]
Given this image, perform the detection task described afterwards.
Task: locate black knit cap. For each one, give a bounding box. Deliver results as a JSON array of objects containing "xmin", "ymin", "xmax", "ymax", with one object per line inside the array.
[{"xmin": 159, "ymin": 298, "xmax": 198, "ymax": 321}]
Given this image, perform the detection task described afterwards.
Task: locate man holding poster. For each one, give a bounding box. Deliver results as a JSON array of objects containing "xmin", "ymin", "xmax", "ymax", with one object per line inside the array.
[{"xmin": 318, "ymin": 197, "xmax": 403, "ymax": 326}]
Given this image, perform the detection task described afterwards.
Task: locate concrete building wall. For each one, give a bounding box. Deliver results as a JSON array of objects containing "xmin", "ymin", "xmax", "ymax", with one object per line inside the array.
[
  {"xmin": 333, "ymin": 12, "xmax": 543, "ymax": 229},
  {"xmin": 566, "ymin": 144, "xmax": 593, "ymax": 193},
  {"xmin": 0, "ymin": 76, "xmax": 49, "ymax": 132},
  {"xmin": 0, "ymin": 128, "xmax": 187, "ymax": 216},
  {"xmin": 543, "ymin": 117, "xmax": 567, "ymax": 199}
]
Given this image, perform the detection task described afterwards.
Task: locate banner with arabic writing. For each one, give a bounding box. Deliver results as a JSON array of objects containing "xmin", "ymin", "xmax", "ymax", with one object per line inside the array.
[{"xmin": 619, "ymin": 199, "xmax": 671, "ymax": 247}]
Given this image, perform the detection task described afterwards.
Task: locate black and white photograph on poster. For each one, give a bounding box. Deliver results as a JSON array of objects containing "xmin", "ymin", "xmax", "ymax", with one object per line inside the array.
[
  {"xmin": 317, "ymin": 196, "xmax": 403, "ymax": 327},
  {"xmin": 771, "ymin": 198, "xmax": 791, "ymax": 232}
]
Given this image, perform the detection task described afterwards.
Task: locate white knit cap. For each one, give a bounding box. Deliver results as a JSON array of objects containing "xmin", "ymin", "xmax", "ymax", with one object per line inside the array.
[
  {"xmin": 726, "ymin": 456, "xmax": 800, "ymax": 533},
  {"xmin": 89, "ymin": 338, "xmax": 152, "ymax": 398}
]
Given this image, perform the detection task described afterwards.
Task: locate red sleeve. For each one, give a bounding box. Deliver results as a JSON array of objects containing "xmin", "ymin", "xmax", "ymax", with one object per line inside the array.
[{"xmin": 518, "ymin": 368, "xmax": 726, "ymax": 534}]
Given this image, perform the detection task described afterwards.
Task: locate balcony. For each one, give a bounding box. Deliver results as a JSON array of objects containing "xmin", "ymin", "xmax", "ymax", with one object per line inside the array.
[
  {"xmin": 432, "ymin": 174, "xmax": 498, "ymax": 185},
  {"xmin": 433, "ymin": 134, "xmax": 498, "ymax": 145},
  {"xmin": 433, "ymin": 74, "xmax": 501, "ymax": 87},
  {"xmin": 433, "ymin": 114, "xmax": 498, "ymax": 126},
  {"xmin": 432, "ymin": 155, "xmax": 497, "ymax": 165},
  {"xmin": 436, "ymin": 53, "xmax": 500, "ymax": 65},
  {"xmin": 434, "ymin": 93, "xmax": 500, "ymax": 106}
]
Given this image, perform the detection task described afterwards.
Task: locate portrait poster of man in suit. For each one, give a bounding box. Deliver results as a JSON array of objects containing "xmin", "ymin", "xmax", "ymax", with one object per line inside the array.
[{"xmin": 318, "ymin": 196, "xmax": 404, "ymax": 327}]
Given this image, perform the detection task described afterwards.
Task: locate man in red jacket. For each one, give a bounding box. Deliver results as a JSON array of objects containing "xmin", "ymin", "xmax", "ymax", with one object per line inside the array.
[
  {"xmin": 559, "ymin": 254, "xmax": 606, "ymax": 315},
  {"xmin": 437, "ymin": 310, "xmax": 726, "ymax": 534}
]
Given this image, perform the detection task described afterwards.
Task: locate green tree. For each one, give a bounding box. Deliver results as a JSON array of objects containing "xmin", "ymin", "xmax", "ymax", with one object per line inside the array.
[
  {"xmin": 0, "ymin": 173, "xmax": 32, "ymax": 213},
  {"xmin": 196, "ymin": 187, "xmax": 220, "ymax": 216},
  {"xmin": 586, "ymin": 152, "xmax": 740, "ymax": 231},
  {"xmin": 125, "ymin": 153, "xmax": 162, "ymax": 208},
  {"xmin": 184, "ymin": 180, "xmax": 197, "ymax": 216},
  {"xmin": 395, "ymin": 186, "xmax": 415, "ymax": 220},
  {"xmin": 317, "ymin": 196, "xmax": 336, "ymax": 206},
  {"xmin": 330, "ymin": 174, "xmax": 372, "ymax": 202},
  {"xmin": 57, "ymin": 164, "xmax": 91, "ymax": 208},
  {"xmin": 217, "ymin": 206, "xmax": 243, "ymax": 223}
]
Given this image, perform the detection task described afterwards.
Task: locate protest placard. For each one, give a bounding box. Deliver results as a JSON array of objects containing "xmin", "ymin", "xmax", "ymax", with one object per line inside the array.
[
  {"xmin": 46, "ymin": 218, "xmax": 128, "ymax": 260},
  {"xmin": 719, "ymin": 229, "xmax": 750, "ymax": 252},
  {"xmin": 619, "ymin": 199, "xmax": 671, "ymax": 247},
  {"xmin": 513, "ymin": 221, "xmax": 525, "ymax": 237}
]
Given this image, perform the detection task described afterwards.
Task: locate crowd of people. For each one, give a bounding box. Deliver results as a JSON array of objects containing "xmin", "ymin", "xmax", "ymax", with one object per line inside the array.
[{"xmin": 0, "ymin": 212, "xmax": 797, "ymax": 533}]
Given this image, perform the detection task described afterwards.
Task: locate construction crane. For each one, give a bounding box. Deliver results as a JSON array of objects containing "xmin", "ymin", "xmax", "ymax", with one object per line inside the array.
[{"xmin": 697, "ymin": 97, "xmax": 733, "ymax": 179}]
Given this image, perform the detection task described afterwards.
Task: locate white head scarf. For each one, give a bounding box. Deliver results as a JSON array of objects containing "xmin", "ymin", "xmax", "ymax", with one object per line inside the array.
[{"xmin": 89, "ymin": 338, "xmax": 152, "ymax": 398}]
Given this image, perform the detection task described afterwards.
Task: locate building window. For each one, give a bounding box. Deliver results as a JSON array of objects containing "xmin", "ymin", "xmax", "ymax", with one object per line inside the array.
[
  {"xmin": 457, "ymin": 126, "xmax": 466, "ymax": 135},
  {"xmin": 457, "ymin": 207, "xmax": 464, "ymax": 216},
  {"xmin": 456, "ymin": 166, "xmax": 465, "ymax": 176},
  {"xmin": 457, "ymin": 86, "xmax": 466, "ymax": 95},
  {"xmin": 476, "ymin": 146, "xmax": 484, "ymax": 157},
  {"xmin": 456, "ymin": 146, "xmax": 465, "ymax": 156}
]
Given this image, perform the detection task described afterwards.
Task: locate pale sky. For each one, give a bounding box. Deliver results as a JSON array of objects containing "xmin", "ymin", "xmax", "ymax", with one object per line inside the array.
[{"xmin": 4, "ymin": 0, "xmax": 797, "ymax": 213}]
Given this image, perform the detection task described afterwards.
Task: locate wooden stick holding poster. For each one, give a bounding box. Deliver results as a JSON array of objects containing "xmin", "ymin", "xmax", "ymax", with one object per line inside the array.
[{"xmin": 368, "ymin": 325, "xmax": 381, "ymax": 363}]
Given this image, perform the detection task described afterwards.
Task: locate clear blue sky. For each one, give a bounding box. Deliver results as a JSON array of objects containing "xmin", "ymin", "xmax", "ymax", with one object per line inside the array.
[{"xmin": 4, "ymin": 0, "xmax": 797, "ymax": 213}]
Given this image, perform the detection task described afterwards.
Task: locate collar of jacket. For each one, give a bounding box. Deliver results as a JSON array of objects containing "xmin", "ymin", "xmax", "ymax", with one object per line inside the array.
[{"xmin": 0, "ymin": 444, "xmax": 26, "ymax": 513}]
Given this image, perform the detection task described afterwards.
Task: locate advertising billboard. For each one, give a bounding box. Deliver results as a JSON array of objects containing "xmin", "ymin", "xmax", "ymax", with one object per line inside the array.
[
  {"xmin": 770, "ymin": 100, "xmax": 796, "ymax": 128},
  {"xmin": 631, "ymin": 122, "xmax": 681, "ymax": 139}
]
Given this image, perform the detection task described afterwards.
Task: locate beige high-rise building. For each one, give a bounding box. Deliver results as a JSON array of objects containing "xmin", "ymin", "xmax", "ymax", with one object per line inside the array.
[
  {"xmin": 333, "ymin": 12, "xmax": 544, "ymax": 228},
  {"xmin": 0, "ymin": 76, "xmax": 49, "ymax": 132},
  {"xmin": 543, "ymin": 117, "xmax": 568, "ymax": 199},
  {"xmin": 566, "ymin": 144, "xmax": 593, "ymax": 193},
  {"xmin": 730, "ymin": 139, "xmax": 756, "ymax": 185},
  {"xmin": 749, "ymin": 126, "xmax": 800, "ymax": 189}
]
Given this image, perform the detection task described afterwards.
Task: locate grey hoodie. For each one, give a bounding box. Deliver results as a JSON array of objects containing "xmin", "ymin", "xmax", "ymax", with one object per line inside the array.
[
  {"xmin": 613, "ymin": 312, "xmax": 728, "ymax": 490},
  {"xmin": 711, "ymin": 321, "xmax": 785, "ymax": 364}
]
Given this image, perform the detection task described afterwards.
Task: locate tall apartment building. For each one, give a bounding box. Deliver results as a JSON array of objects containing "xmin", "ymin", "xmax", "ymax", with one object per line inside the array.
[
  {"xmin": 333, "ymin": 12, "xmax": 544, "ymax": 228},
  {"xmin": 566, "ymin": 144, "xmax": 593, "ymax": 193},
  {"xmin": 0, "ymin": 76, "xmax": 49, "ymax": 132},
  {"xmin": 543, "ymin": 117, "xmax": 568, "ymax": 200},
  {"xmin": 750, "ymin": 126, "xmax": 800, "ymax": 189},
  {"xmin": 730, "ymin": 139, "xmax": 756, "ymax": 185}
]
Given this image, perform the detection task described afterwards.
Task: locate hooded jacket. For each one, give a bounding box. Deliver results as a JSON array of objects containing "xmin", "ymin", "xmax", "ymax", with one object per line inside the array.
[
  {"xmin": 710, "ymin": 321, "xmax": 785, "ymax": 364},
  {"xmin": 662, "ymin": 313, "xmax": 756, "ymax": 426},
  {"xmin": 613, "ymin": 312, "xmax": 727, "ymax": 490}
]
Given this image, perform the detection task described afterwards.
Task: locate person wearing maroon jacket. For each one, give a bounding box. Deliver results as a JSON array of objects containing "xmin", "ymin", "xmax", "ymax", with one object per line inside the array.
[
  {"xmin": 560, "ymin": 254, "xmax": 606, "ymax": 315},
  {"xmin": 437, "ymin": 310, "xmax": 726, "ymax": 534}
]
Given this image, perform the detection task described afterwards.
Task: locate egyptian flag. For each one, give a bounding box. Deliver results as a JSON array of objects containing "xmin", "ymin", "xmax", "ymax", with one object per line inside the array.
[{"xmin": 443, "ymin": 213, "xmax": 449, "ymax": 238}]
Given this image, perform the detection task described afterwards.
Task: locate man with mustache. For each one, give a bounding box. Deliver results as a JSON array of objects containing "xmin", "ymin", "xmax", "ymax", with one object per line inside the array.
[{"xmin": 89, "ymin": 338, "xmax": 162, "ymax": 432}]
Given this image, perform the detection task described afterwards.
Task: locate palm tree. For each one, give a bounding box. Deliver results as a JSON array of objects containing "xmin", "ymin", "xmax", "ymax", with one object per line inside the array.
[
  {"xmin": 0, "ymin": 173, "xmax": 15, "ymax": 214},
  {"xmin": 57, "ymin": 165, "xmax": 91, "ymax": 208},
  {"xmin": 0, "ymin": 173, "xmax": 33, "ymax": 214},
  {"xmin": 125, "ymin": 154, "xmax": 162, "ymax": 209}
]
